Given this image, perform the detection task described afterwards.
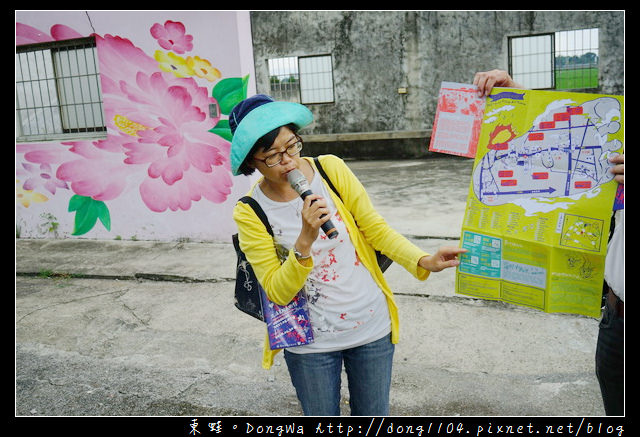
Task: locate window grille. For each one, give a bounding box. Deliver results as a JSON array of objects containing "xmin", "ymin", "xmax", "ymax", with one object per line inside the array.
[
  {"xmin": 508, "ymin": 28, "xmax": 599, "ymax": 91},
  {"xmin": 268, "ymin": 56, "xmax": 300, "ymax": 103},
  {"xmin": 268, "ymin": 54, "xmax": 334, "ymax": 104},
  {"xmin": 299, "ymin": 55, "xmax": 334, "ymax": 104},
  {"xmin": 554, "ymin": 28, "xmax": 599, "ymax": 90},
  {"xmin": 509, "ymin": 33, "xmax": 554, "ymax": 89},
  {"xmin": 16, "ymin": 37, "xmax": 106, "ymax": 141}
]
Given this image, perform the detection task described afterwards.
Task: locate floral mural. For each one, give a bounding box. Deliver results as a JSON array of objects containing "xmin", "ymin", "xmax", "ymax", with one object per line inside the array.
[{"xmin": 16, "ymin": 19, "xmax": 249, "ymax": 237}]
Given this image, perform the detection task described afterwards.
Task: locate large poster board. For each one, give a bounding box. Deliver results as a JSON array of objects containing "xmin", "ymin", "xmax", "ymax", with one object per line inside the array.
[{"xmin": 455, "ymin": 88, "xmax": 624, "ymax": 318}]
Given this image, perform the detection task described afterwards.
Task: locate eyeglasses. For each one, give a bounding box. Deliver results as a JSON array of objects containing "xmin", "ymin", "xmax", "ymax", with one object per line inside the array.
[{"xmin": 254, "ymin": 138, "xmax": 303, "ymax": 168}]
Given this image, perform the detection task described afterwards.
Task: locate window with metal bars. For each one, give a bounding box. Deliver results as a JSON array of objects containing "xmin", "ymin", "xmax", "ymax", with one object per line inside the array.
[
  {"xmin": 16, "ymin": 36, "xmax": 106, "ymax": 142},
  {"xmin": 508, "ymin": 28, "xmax": 599, "ymax": 91},
  {"xmin": 268, "ymin": 54, "xmax": 334, "ymax": 104}
]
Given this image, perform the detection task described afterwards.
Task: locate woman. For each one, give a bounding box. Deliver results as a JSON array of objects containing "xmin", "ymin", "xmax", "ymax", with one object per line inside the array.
[{"xmin": 231, "ymin": 94, "xmax": 466, "ymax": 416}]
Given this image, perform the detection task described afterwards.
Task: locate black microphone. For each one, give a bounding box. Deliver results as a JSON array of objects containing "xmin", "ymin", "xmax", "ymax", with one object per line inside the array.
[{"xmin": 287, "ymin": 169, "xmax": 339, "ymax": 239}]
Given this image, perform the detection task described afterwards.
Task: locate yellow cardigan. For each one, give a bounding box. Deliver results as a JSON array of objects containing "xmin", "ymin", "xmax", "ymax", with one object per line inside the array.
[{"xmin": 232, "ymin": 155, "xmax": 431, "ymax": 369}]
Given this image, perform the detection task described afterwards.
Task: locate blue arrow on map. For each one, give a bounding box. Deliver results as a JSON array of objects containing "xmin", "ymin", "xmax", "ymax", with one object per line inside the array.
[{"xmin": 483, "ymin": 186, "xmax": 557, "ymax": 196}]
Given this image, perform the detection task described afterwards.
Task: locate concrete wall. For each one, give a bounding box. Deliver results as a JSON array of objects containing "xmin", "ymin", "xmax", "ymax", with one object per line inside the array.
[
  {"xmin": 250, "ymin": 11, "xmax": 624, "ymax": 157},
  {"xmin": 16, "ymin": 11, "xmax": 257, "ymax": 242}
]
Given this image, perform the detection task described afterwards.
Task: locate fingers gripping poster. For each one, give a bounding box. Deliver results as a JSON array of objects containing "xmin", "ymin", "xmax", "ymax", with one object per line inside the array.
[{"xmin": 455, "ymin": 88, "xmax": 624, "ymax": 318}]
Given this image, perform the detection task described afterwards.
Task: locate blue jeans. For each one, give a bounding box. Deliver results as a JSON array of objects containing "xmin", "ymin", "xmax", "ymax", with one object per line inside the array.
[{"xmin": 283, "ymin": 334, "xmax": 394, "ymax": 416}]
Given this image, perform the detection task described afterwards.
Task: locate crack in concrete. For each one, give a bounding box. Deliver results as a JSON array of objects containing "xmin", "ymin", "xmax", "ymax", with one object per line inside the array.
[{"xmin": 16, "ymin": 288, "xmax": 129, "ymax": 324}]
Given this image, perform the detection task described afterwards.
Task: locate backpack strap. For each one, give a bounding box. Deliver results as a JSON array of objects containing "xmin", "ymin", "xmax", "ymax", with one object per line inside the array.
[
  {"xmin": 314, "ymin": 157, "xmax": 342, "ymax": 201},
  {"xmin": 314, "ymin": 157, "xmax": 393, "ymax": 272},
  {"xmin": 238, "ymin": 195, "xmax": 273, "ymax": 237}
]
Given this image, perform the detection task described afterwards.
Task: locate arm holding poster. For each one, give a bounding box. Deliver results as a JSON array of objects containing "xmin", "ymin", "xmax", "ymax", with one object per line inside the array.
[
  {"xmin": 456, "ymin": 67, "xmax": 623, "ymax": 318},
  {"xmin": 468, "ymin": 68, "xmax": 625, "ymax": 415}
]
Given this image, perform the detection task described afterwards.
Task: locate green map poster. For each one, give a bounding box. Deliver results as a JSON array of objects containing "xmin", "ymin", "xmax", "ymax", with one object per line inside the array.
[{"xmin": 455, "ymin": 88, "xmax": 624, "ymax": 318}]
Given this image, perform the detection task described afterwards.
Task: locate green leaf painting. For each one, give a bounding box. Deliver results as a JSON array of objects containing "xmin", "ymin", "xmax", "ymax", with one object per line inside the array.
[
  {"xmin": 68, "ymin": 195, "xmax": 111, "ymax": 236},
  {"xmin": 209, "ymin": 74, "xmax": 250, "ymax": 141},
  {"xmin": 212, "ymin": 74, "xmax": 249, "ymax": 115},
  {"xmin": 209, "ymin": 119, "xmax": 232, "ymax": 141}
]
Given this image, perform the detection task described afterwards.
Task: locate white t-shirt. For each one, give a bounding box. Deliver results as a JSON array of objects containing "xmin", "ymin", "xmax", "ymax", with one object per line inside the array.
[
  {"xmin": 604, "ymin": 209, "xmax": 624, "ymax": 302},
  {"xmin": 252, "ymin": 171, "xmax": 391, "ymax": 353}
]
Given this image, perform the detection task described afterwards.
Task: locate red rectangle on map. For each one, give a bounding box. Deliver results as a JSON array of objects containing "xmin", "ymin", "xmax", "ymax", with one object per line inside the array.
[
  {"xmin": 539, "ymin": 121, "xmax": 555, "ymax": 129},
  {"xmin": 501, "ymin": 179, "xmax": 517, "ymax": 186},
  {"xmin": 575, "ymin": 181, "xmax": 592, "ymax": 189},
  {"xmin": 498, "ymin": 170, "xmax": 513, "ymax": 177},
  {"xmin": 532, "ymin": 172, "xmax": 549, "ymax": 179},
  {"xmin": 554, "ymin": 113, "xmax": 570, "ymax": 121},
  {"xmin": 528, "ymin": 133, "xmax": 544, "ymax": 141},
  {"xmin": 567, "ymin": 106, "xmax": 583, "ymax": 115},
  {"xmin": 488, "ymin": 143, "xmax": 509, "ymax": 150}
]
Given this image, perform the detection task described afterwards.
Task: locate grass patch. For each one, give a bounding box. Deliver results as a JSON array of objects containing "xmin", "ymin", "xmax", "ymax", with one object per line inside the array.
[{"xmin": 555, "ymin": 67, "xmax": 598, "ymax": 89}]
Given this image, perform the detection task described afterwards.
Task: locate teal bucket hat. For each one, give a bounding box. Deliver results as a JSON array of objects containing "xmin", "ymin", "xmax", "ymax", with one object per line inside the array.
[{"xmin": 229, "ymin": 94, "xmax": 313, "ymax": 176}]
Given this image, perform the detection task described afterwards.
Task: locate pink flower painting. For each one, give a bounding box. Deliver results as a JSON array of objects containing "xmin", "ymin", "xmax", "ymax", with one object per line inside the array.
[
  {"xmin": 150, "ymin": 20, "xmax": 194, "ymax": 54},
  {"xmin": 16, "ymin": 20, "xmax": 246, "ymax": 236}
]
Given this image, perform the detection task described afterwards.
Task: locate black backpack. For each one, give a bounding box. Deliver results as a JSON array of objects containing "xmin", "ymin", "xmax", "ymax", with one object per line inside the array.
[{"xmin": 232, "ymin": 196, "xmax": 271, "ymax": 321}]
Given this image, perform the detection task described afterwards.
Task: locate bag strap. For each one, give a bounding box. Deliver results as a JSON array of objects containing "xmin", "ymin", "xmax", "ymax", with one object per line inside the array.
[
  {"xmin": 238, "ymin": 195, "xmax": 273, "ymax": 237},
  {"xmin": 314, "ymin": 157, "xmax": 393, "ymax": 272},
  {"xmin": 314, "ymin": 157, "xmax": 342, "ymax": 201}
]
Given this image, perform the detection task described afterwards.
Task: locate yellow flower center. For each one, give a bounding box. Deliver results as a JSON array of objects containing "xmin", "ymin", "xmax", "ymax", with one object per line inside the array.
[{"xmin": 114, "ymin": 115, "xmax": 150, "ymax": 136}]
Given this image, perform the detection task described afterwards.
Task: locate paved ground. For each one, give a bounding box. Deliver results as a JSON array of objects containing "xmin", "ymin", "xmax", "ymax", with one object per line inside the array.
[{"xmin": 15, "ymin": 157, "xmax": 608, "ymax": 420}]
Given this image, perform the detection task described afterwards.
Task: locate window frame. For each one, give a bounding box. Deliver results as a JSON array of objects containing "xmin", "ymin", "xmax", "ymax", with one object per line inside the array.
[
  {"xmin": 16, "ymin": 36, "xmax": 107, "ymax": 143},
  {"xmin": 508, "ymin": 32, "xmax": 556, "ymax": 90},
  {"xmin": 508, "ymin": 28, "xmax": 600, "ymax": 91},
  {"xmin": 267, "ymin": 54, "xmax": 335, "ymax": 105},
  {"xmin": 298, "ymin": 54, "xmax": 335, "ymax": 104}
]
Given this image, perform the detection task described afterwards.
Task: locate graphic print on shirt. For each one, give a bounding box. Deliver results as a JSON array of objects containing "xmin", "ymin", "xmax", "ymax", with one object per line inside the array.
[
  {"xmin": 252, "ymin": 170, "xmax": 390, "ymax": 349},
  {"xmin": 312, "ymin": 247, "xmax": 340, "ymax": 283},
  {"xmin": 307, "ymin": 231, "xmax": 345, "ymax": 334}
]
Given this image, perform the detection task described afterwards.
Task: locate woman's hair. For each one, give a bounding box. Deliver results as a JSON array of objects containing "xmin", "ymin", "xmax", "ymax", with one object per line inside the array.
[{"xmin": 237, "ymin": 123, "xmax": 299, "ymax": 176}]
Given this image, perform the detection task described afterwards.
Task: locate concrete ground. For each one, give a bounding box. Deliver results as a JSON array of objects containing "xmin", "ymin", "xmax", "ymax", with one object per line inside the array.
[{"xmin": 15, "ymin": 157, "xmax": 608, "ymax": 418}]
